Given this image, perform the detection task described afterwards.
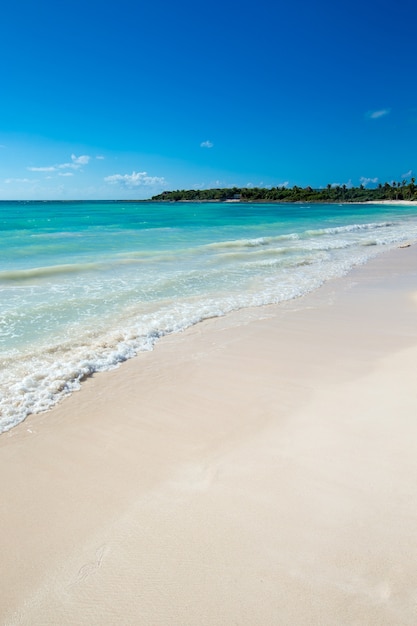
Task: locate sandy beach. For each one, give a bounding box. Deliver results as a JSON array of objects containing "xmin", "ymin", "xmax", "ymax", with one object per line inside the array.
[
  {"xmin": 1, "ymin": 243, "xmax": 417, "ymax": 625},
  {"xmin": 363, "ymin": 200, "xmax": 417, "ymax": 206}
]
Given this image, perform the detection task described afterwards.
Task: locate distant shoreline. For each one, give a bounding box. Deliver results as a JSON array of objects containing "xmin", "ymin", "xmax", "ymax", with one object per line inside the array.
[
  {"xmin": 151, "ymin": 182, "xmax": 417, "ymax": 204},
  {"xmin": 1, "ymin": 198, "xmax": 416, "ymax": 205},
  {"xmin": 148, "ymin": 198, "xmax": 417, "ymax": 205}
]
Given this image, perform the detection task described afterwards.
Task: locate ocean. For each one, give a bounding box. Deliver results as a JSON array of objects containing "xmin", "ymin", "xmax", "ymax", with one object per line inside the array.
[{"xmin": 1, "ymin": 200, "xmax": 417, "ymax": 432}]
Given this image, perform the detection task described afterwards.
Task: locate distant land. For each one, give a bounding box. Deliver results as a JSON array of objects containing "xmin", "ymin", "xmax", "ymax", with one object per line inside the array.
[{"xmin": 151, "ymin": 180, "xmax": 417, "ymax": 203}]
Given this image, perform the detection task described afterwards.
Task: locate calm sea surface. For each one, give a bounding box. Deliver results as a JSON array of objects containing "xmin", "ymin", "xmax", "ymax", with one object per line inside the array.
[{"xmin": 1, "ymin": 200, "xmax": 417, "ymax": 432}]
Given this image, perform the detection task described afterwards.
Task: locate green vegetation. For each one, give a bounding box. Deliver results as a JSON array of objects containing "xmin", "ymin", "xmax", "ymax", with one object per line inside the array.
[{"xmin": 152, "ymin": 179, "xmax": 417, "ymax": 203}]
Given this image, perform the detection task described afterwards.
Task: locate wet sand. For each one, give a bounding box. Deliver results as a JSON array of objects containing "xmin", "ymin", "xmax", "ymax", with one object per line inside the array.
[{"xmin": 1, "ymin": 244, "xmax": 417, "ymax": 625}]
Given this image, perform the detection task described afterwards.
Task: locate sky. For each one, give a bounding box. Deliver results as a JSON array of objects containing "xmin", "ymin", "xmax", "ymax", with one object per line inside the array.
[{"xmin": 1, "ymin": 0, "xmax": 416, "ymax": 200}]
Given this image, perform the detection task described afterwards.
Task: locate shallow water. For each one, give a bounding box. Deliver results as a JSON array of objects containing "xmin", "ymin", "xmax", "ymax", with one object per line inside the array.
[{"xmin": 1, "ymin": 200, "xmax": 416, "ymax": 431}]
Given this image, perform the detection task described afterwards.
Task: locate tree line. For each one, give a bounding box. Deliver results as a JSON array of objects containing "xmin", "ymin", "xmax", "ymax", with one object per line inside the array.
[{"xmin": 151, "ymin": 179, "xmax": 417, "ymax": 203}]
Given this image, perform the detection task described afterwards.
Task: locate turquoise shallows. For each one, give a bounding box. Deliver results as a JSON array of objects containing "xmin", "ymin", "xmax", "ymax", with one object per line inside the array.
[{"xmin": 1, "ymin": 200, "xmax": 416, "ymax": 431}]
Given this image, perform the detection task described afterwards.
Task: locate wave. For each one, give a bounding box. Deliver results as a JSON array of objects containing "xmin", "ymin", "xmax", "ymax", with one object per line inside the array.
[
  {"xmin": 200, "ymin": 223, "xmax": 395, "ymax": 252},
  {"xmin": 304, "ymin": 222, "xmax": 394, "ymax": 237},
  {"xmin": 0, "ymin": 262, "xmax": 107, "ymax": 282},
  {"xmin": 0, "ymin": 253, "xmax": 186, "ymax": 281},
  {"xmin": 204, "ymin": 233, "xmax": 299, "ymax": 251},
  {"xmin": 211, "ymin": 246, "xmax": 297, "ymax": 262},
  {"xmin": 242, "ymin": 256, "xmax": 317, "ymax": 269}
]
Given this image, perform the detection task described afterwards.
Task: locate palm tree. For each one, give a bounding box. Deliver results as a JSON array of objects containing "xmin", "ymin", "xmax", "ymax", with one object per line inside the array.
[
  {"xmin": 327, "ymin": 183, "xmax": 332, "ymax": 199},
  {"xmin": 409, "ymin": 177, "xmax": 416, "ymax": 199}
]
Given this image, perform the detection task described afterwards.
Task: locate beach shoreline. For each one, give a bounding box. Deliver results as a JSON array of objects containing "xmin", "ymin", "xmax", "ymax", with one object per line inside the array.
[
  {"xmin": 2, "ymin": 243, "xmax": 417, "ymax": 625},
  {"xmin": 361, "ymin": 199, "xmax": 417, "ymax": 206}
]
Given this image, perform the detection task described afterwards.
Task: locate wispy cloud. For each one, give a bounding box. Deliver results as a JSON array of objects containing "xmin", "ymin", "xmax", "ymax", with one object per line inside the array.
[
  {"xmin": 27, "ymin": 154, "xmax": 91, "ymax": 173},
  {"xmin": 401, "ymin": 169, "xmax": 413, "ymax": 179},
  {"xmin": 57, "ymin": 154, "xmax": 91, "ymax": 169},
  {"xmin": 331, "ymin": 179, "xmax": 353, "ymax": 188},
  {"xmin": 27, "ymin": 166, "xmax": 56, "ymax": 172},
  {"xmin": 104, "ymin": 171, "xmax": 166, "ymax": 188},
  {"xmin": 69, "ymin": 154, "xmax": 90, "ymax": 166},
  {"xmin": 360, "ymin": 176, "xmax": 378, "ymax": 187},
  {"xmin": 58, "ymin": 172, "xmax": 74, "ymax": 177},
  {"xmin": 366, "ymin": 108, "xmax": 390, "ymax": 120},
  {"xmin": 96, "ymin": 155, "xmax": 105, "ymax": 160},
  {"xmin": 4, "ymin": 178, "xmax": 32, "ymax": 184},
  {"xmin": 200, "ymin": 140, "xmax": 213, "ymax": 148}
]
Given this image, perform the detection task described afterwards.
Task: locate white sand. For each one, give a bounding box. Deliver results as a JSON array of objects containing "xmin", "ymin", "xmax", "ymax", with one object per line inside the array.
[
  {"xmin": 1, "ymin": 245, "xmax": 417, "ymax": 625},
  {"xmin": 363, "ymin": 199, "xmax": 416, "ymax": 205}
]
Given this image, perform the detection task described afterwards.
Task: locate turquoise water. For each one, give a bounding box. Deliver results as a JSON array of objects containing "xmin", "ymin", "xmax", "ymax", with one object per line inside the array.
[{"xmin": 1, "ymin": 200, "xmax": 417, "ymax": 432}]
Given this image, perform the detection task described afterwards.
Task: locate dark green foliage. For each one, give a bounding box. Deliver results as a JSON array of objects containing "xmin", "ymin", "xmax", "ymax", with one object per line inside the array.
[{"xmin": 152, "ymin": 181, "xmax": 417, "ymax": 203}]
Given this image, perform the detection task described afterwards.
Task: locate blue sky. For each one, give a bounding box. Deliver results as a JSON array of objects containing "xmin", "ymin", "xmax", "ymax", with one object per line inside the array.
[{"xmin": 1, "ymin": 0, "xmax": 416, "ymax": 199}]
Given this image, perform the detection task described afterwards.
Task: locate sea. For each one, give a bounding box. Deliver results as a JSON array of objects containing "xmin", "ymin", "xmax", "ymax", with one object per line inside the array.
[{"xmin": 1, "ymin": 200, "xmax": 417, "ymax": 433}]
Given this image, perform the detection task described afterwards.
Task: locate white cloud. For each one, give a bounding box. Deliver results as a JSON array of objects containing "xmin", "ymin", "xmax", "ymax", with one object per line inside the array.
[
  {"xmin": 104, "ymin": 171, "xmax": 166, "ymax": 188},
  {"xmin": 96, "ymin": 155, "xmax": 105, "ymax": 160},
  {"xmin": 4, "ymin": 178, "xmax": 32, "ymax": 183},
  {"xmin": 27, "ymin": 166, "xmax": 57, "ymax": 172},
  {"xmin": 200, "ymin": 140, "xmax": 214, "ymax": 148},
  {"xmin": 70, "ymin": 154, "xmax": 90, "ymax": 166},
  {"xmin": 360, "ymin": 176, "xmax": 378, "ymax": 187},
  {"xmin": 367, "ymin": 108, "xmax": 390, "ymax": 119},
  {"xmin": 27, "ymin": 154, "xmax": 92, "ymax": 173},
  {"xmin": 58, "ymin": 154, "xmax": 91, "ymax": 169},
  {"xmin": 59, "ymin": 172, "xmax": 74, "ymax": 177},
  {"xmin": 331, "ymin": 179, "xmax": 353, "ymax": 188},
  {"xmin": 401, "ymin": 169, "xmax": 412, "ymax": 179}
]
